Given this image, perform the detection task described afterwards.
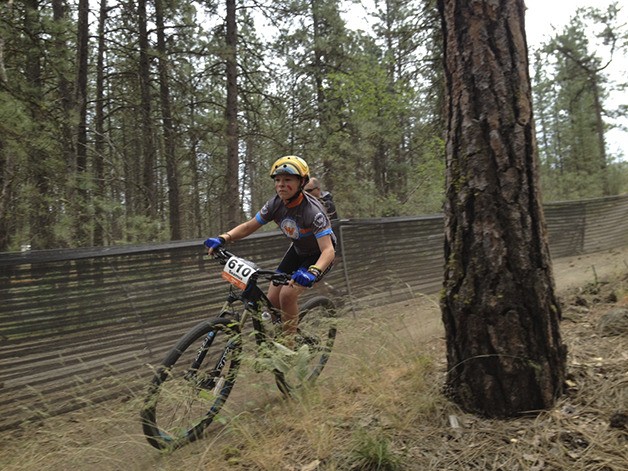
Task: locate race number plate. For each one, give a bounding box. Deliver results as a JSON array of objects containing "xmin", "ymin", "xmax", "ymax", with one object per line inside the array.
[{"xmin": 222, "ymin": 256, "xmax": 257, "ymax": 290}]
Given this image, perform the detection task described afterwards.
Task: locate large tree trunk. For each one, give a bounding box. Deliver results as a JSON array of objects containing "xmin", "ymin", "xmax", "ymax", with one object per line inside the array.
[
  {"xmin": 52, "ymin": 0, "xmax": 76, "ymax": 177},
  {"xmin": 138, "ymin": 0, "xmax": 157, "ymax": 222},
  {"xmin": 0, "ymin": 2, "xmax": 7, "ymax": 84},
  {"xmin": 155, "ymin": 0, "xmax": 181, "ymax": 240},
  {"xmin": 0, "ymin": 1, "xmax": 12, "ymax": 251},
  {"xmin": 25, "ymin": 0, "xmax": 56, "ymax": 250},
  {"xmin": 224, "ymin": 0, "xmax": 239, "ymax": 228},
  {"xmin": 590, "ymin": 74, "xmax": 609, "ymax": 195},
  {"xmin": 373, "ymin": 137, "xmax": 387, "ymax": 196},
  {"xmin": 0, "ymin": 138, "xmax": 13, "ymax": 251},
  {"xmin": 187, "ymin": 99, "xmax": 202, "ymax": 237},
  {"xmin": 438, "ymin": 0, "xmax": 567, "ymax": 418},
  {"xmin": 75, "ymin": 0, "xmax": 90, "ymax": 246},
  {"xmin": 93, "ymin": 0, "xmax": 107, "ymax": 246}
]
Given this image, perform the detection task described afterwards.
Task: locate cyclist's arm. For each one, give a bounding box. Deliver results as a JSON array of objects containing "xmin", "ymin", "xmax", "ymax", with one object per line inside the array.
[
  {"xmin": 312, "ymin": 234, "xmax": 335, "ymax": 272},
  {"xmin": 220, "ymin": 217, "xmax": 262, "ymax": 243}
]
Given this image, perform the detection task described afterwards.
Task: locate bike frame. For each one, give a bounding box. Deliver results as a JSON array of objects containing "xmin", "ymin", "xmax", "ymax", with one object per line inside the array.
[
  {"xmin": 141, "ymin": 247, "xmax": 336, "ymax": 450},
  {"xmin": 216, "ymin": 262, "xmax": 285, "ymax": 349}
]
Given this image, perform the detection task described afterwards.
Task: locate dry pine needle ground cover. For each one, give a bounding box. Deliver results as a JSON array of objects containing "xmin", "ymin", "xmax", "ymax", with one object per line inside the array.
[{"xmin": 0, "ymin": 248, "xmax": 626, "ymax": 471}]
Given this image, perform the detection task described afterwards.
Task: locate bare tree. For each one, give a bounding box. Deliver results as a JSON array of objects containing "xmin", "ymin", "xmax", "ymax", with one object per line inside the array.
[{"xmin": 438, "ymin": 0, "xmax": 567, "ymax": 417}]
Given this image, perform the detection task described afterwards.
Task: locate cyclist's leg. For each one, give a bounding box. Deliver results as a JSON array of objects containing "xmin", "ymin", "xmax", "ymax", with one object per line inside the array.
[
  {"xmin": 267, "ymin": 244, "xmax": 299, "ymax": 310},
  {"xmin": 278, "ymin": 283, "xmax": 306, "ymax": 337},
  {"xmin": 266, "ymin": 284, "xmax": 305, "ymax": 348},
  {"xmin": 267, "ymin": 282, "xmax": 281, "ymax": 312},
  {"xmin": 268, "ymin": 245, "xmax": 318, "ymax": 347}
]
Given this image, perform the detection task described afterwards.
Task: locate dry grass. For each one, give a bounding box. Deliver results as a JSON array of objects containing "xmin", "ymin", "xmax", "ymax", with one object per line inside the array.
[{"xmin": 1, "ymin": 270, "xmax": 627, "ymax": 471}]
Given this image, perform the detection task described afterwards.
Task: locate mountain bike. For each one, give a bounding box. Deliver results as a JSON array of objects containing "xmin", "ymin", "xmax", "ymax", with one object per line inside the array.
[{"xmin": 140, "ymin": 247, "xmax": 337, "ymax": 450}]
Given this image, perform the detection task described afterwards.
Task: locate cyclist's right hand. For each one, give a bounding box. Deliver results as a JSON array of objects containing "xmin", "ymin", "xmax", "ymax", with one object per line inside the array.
[{"xmin": 204, "ymin": 236, "xmax": 225, "ymax": 254}]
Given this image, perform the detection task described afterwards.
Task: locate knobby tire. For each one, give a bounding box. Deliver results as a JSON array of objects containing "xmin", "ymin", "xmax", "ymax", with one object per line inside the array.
[{"xmin": 141, "ymin": 318, "xmax": 241, "ymax": 450}]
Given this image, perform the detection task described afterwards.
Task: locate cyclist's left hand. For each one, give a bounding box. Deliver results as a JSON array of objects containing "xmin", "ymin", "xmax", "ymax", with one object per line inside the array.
[
  {"xmin": 204, "ymin": 236, "xmax": 225, "ymax": 254},
  {"xmin": 291, "ymin": 268, "xmax": 316, "ymax": 287}
]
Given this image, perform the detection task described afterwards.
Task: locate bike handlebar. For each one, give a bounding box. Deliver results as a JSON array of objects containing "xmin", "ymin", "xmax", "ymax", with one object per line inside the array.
[{"xmin": 209, "ymin": 247, "xmax": 291, "ymax": 285}]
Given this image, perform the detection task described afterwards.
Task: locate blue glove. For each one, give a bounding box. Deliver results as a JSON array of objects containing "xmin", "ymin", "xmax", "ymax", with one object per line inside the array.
[
  {"xmin": 204, "ymin": 237, "xmax": 225, "ymax": 249},
  {"xmin": 291, "ymin": 268, "xmax": 317, "ymax": 287}
]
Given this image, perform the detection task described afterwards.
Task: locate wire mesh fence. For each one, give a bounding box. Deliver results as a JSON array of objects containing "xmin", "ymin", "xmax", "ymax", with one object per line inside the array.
[{"xmin": 1, "ymin": 194, "xmax": 627, "ymax": 430}]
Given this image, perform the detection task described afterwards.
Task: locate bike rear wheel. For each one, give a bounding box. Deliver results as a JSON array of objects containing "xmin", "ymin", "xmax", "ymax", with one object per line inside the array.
[
  {"xmin": 275, "ymin": 296, "xmax": 337, "ymax": 396},
  {"xmin": 141, "ymin": 318, "xmax": 241, "ymax": 450}
]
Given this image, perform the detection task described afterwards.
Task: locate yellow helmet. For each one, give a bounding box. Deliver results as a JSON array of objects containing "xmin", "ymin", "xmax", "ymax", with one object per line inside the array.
[{"xmin": 269, "ymin": 155, "xmax": 310, "ymax": 182}]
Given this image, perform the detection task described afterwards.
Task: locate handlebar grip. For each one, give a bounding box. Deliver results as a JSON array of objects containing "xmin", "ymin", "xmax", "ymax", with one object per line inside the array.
[
  {"xmin": 269, "ymin": 273, "xmax": 291, "ymax": 285},
  {"xmin": 202, "ymin": 247, "xmax": 231, "ymax": 263}
]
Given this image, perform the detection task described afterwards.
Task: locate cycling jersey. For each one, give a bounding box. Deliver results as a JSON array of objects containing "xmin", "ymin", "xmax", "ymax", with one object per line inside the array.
[{"xmin": 255, "ymin": 192, "xmax": 336, "ymax": 256}]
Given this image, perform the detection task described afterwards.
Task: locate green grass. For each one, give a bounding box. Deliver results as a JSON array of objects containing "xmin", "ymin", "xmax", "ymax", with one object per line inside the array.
[{"xmin": 1, "ymin": 283, "xmax": 627, "ymax": 471}]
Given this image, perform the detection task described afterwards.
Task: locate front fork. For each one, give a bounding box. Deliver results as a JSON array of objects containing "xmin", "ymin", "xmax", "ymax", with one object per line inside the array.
[
  {"xmin": 185, "ymin": 303, "xmax": 243, "ymax": 390},
  {"xmin": 184, "ymin": 329, "xmax": 216, "ymax": 387}
]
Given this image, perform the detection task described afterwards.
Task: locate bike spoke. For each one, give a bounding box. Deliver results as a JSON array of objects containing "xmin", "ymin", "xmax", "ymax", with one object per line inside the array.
[{"xmin": 141, "ymin": 320, "xmax": 241, "ymax": 449}]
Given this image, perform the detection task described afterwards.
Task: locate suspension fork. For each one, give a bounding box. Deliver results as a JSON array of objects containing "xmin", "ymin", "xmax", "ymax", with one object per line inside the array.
[
  {"xmin": 186, "ymin": 323, "xmax": 242, "ymax": 388},
  {"xmin": 184, "ymin": 330, "xmax": 217, "ymax": 381}
]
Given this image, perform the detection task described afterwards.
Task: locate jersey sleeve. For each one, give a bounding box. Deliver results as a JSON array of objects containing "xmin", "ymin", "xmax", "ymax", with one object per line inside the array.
[
  {"xmin": 255, "ymin": 196, "xmax": 277, "ymax": 225},
  {"xmin": 310, "ymin": 204, "xmax": 333, "ymax": 239}
]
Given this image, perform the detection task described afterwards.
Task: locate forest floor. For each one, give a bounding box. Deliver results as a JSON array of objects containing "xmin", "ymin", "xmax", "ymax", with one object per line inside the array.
[{"xmin": 0, "ymin": 247, "xmax": 627, "ymax": 471}]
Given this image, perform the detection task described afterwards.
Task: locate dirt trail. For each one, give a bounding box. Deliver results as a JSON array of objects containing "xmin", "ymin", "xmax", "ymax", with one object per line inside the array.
[
  {"xmin": 1, "ymin": 247, "xmax": 627, "ymax": 471},
  {"xmin": 552, "ymin": 246, "xmax": 628, "ymax": 291}
]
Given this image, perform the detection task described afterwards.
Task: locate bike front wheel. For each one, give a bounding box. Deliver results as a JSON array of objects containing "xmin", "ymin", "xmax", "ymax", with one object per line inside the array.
[
  {"xmin": 141, "ymin": 318, "xmax": 241, "ymax": 450},
  {"xmin": 275, "ymin": 296, "xmax": 337, "ymax": 396}
]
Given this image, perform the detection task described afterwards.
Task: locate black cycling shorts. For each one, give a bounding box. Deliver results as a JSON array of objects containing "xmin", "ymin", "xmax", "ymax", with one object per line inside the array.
[{"xmin": 276, "ymin": 244, "xmax": 333, "ymax": 282}]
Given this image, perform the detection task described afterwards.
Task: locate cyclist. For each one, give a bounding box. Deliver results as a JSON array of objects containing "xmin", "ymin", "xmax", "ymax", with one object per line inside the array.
[
  {"xmin": 205, "ymin": 155, "xmax": 336, "ymax": 347},
  {"xmin": 304, "ymin": 177, "xmax": 338, "ymax": 220}
]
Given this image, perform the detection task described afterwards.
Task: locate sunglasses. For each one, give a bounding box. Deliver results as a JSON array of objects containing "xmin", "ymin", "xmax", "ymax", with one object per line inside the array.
[{"xmin": 305, "ymin": 187, "xmax": 319, "ymax": 193}]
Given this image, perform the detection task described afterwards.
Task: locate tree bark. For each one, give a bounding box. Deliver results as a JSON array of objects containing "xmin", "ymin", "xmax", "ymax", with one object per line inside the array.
[
  {"xmin": 75, "ymin": 0, "xmax": 90, "ymax": 246},
  {"xmin": 224, "ymin": 0, "xmax": 240, "ymax": 228},
  {"xmin": 93, "ymin": 0, "xmax": 108, "ymax": 246},
  {"xmin": 438, "ymin": 0, "xmax": 567, "ymax": 418},
  {"xmin": 155, "ymin": 0, "xmax": 181, "ymax": 240},
  {"xmin": 52, "ymin": 0, "xmax": 76, "ymax": 177},
  {"xmin": 590, "ymin": 73, "xmax": 609, "ymax": 195},
  {"xmin": 25, "ymin": 0, "xmax": 56, "ymax": 250},
  {"xmin": 187, "ymin": 99, "xmax": 202, "ymax": 237},
  {"xmin": 138, "ymin": 0, "xmax": 157, "ymax": 221},
  {"xmin": 0, "ymin": 1, "xmax": 7, "ymax": 84},
  {"xmin": 0, "ymin": 138, "xmax": 13, "ymax": 251},
  {"xmin": 0, "ymin": 1, "xmax": 13, "ymax": 250}
]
